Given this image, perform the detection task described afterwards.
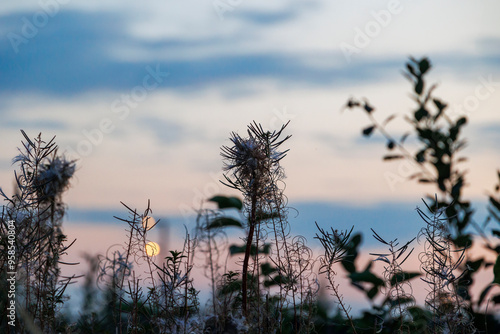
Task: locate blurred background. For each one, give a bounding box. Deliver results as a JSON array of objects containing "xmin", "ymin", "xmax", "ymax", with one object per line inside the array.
[{"xmin": 1, "ymin": 0, "xmax": 499, "ymax": 314}]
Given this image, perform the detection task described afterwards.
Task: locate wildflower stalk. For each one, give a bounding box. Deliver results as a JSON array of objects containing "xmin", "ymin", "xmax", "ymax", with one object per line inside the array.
[
  {"xmin": 370, "ymin": 229, "xmax": 416, "ymax": 334},
  {"xmin": 0, "ymin": 131, "xmax": 77, "ymax": 333},
  {"xmin": 315, "ymin": 223, "xmax": 357, "ymax": 334},
  {"xmin": 195, "ymin": 204, "xmax": 233, "ymax": 321},
  {"xmin": 240, "ymin": 177, "xmax": 258, "ymax": 315},
  {"xmin": 116, "ymin": 202, "xmax": 137, "ymax": 334},
  {"xmin": 417, "ymin": 196, "xmax": 475, "ymax": 334},
  {"xmin": 221, "ymin": 121, "xmax": 290, "ymax": 316}
]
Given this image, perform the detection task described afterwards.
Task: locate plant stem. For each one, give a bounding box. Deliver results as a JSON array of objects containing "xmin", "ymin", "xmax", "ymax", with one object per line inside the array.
[{"xmin": 242, "ymin": 189, "xmax": 257, "ymax": 315}]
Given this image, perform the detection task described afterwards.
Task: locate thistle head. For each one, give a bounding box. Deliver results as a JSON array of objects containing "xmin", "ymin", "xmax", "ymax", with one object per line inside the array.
[
  {"xmin": 35, "ymin": 154, "xmax": 76, "ymax": 203},
  {"xmin": 221, "ymin": 121, "xmax": 290, "ymax": 195}
]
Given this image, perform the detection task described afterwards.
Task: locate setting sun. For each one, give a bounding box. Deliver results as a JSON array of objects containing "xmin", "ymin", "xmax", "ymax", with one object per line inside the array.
[
  {"xmin": 145, "ymin": 241, "xmax": 160, "ymax": 257},
  {"xmin": 2, "ymin": 0, "xmax": 499, "ymax": 331}
]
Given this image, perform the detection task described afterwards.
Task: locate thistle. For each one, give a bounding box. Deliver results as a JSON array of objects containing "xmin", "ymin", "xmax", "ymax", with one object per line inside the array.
[{"xmin": 220, "ymin": 121, "xmax": 290, "ymax": 315}]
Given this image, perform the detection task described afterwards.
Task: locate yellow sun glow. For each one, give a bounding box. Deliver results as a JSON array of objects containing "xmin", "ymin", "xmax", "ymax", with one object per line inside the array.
[{"xmin": 145, "ymin": 241, "xmax": 160, "ymax": 257}]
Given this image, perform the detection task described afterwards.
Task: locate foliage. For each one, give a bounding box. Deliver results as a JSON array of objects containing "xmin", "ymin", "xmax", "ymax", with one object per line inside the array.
[
  {"xmin": 0, "ymin": 131, "xmax": 78, "ymax": 333},
  {"xmin": 346, "ymin": 57, "xmax": 500, "ymax": 333},
  {"xmin": 1, "ymin": 57, "xmax": 500, "ymax": 333}
]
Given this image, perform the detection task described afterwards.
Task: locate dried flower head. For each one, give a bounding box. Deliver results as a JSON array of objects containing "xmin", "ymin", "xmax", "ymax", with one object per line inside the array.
[
  {"xmin": 35, "ymin": 154, "xmax": 76, "ymax": 202},
  {"xmin": 220, "ymin": 121, "xmax": 290, "ymax": 197}
]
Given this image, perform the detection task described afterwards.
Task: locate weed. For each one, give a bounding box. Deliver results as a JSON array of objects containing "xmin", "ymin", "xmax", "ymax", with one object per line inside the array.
[{"xmin": 1, "ymin": 57, "xmax": 500, "ymax": 333}]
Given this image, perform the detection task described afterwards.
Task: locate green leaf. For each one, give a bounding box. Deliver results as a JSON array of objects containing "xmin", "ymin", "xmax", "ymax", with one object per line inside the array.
[
  {"xmin": 478, "ymin": 284, "xmax": 494, "ymax": 306},
  {"xmin": 260, "ymin": 244, "xmax": 271, "ymax": 255},
  {"xmin": 418, "ymin": 58, "xmax": 431, "ymax": 75},
  {"xmin": 390, "ymin": 272, "xmax": 420, "ymax": 287},
  {"xmin": 229, "ymin": 244, "xmax": 246, "ymax": 255},
  {"xmin": 219, "ymin": 280, "xmax": 241, "ymax": 295},
  {"xmin": 364, "ymin": 102, "xmax": 374, "ymax": 113},
  {"xmin": 350, "ymin": 233, "xmax": 362, "ymax": 248},
  {"xmin": 453, "ymin": 234, "xmax": 472, "ymax": 248},
  {"xmin": 489, "ymin": 208, "xmax": 500, "ymax": 224},
  {"xmin": 493, "ymin": 254, "xmax": 500, "ymax": 285},
  {"xmin": 433, "ymin": 98, "xmax": 447, "ymax": 111},
  {"xmin": 341, "ymin": 233, "xmax": 362, "ymax": 273},
  {"xmin": 364, "ymin": 260, "xmax": 373, "ymax": 272},
  {"xmin": 383, "ymin": 155, "xmax": 404, "ymax": 160},
  {"xmin": 415, "ymin": 78, "xmax": 424, "ymax": 95},
  {"xmin": 346, "ymin": 99, "xmax": 360, "ymax": 108},
  {"xmin": 414, "ymin": 107, "xmax": 429, "ymax": 121},
  {"xmin": 489, "ymin": 197, "xmax": 500, "ymax": 212},
  {"xmin": 208, "ymin": 195, "xmax": 243, "ymax": 210},
  {"xmin": 342, "ymin": 258, "xmax": 356, "ymax": 274},
  {"xmin": 263, "ymin": 279, "xmax": 278, "ymax": 288},
  {"xmin": 492, "ymin": 294, "xmax": 500, "ymax": 304},
  {"xmin": 415, "ymin": 149, "xmax": 426, "ymax": 163},
  {"xmin": 456, "ymin": 117, "xmax": 467, "ymax": 127},
  {"xmin": 367, "ymin": 286, "xmax": 379, "ymax": 300},
  {"xmin": 362, "ymin": 126, "xmax": 375, "ymax": 137},
  {"xmin": 349, "ymin": 271, "xmax": 384, "ymax": 286},
  {"xmin": 451, "ymin": 177, "xmax": 464, "ymax": 198},
  {"xmin": 433, "ymin": 98, "xmax": 447, "ymax": 120},
  {"xmin": 261, "ymin": 262, "xmax": 277, "ymax": 276},
  {"xmin": 407, "ymin": 305, "xmax": 430, "ymax": 321},
  {"xmin": 265, "ymin": 273, "xmax": 293, "ymax": 287},
  {"xmin": 207, "ymin": 217, "xmax": 243, "ymax": 230},
  {"xmin": 229, "ymin": 243, "xmax": 271, "ymax": 256},
  {"xmin": 469, "ymin": 259, "xmax": 484, "ymax": 272},
  {"xmin": 406, "ymin": 63, "xmax": 416, "ymax": 76}
]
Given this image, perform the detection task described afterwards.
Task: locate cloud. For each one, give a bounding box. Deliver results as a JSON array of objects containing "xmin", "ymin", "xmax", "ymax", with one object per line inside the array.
[
  {"xmin": 472, "ymin": 123, "xmax": 500, "ymax": 150},
  {"xmin": 67, "ymin": 207, "xmax": 123, "ymax": 225},
  {"xmin": 476, "ymin": 37, "xmax": 500, "ymax": 55},
  {"xmin": 137, "ymin": 117, "xmax": 188, "ymax": 145},
  {"xmin": 1, "ymin": 10, "xmax": 129, "ymax": 95},
  {"xmin": 3, "ymin": 118, "xmax": 67, "ymax": 131},
  {"xmin": 0, "ymin": 5, "xmax": 392, "ymax": 96},
  {"xmin": 2, "ymin": 9, "xmax": 499, "ymax": 98},
  {"xmin": 231, "ymin": 8, "xmax": 298, "ymax": 25}
]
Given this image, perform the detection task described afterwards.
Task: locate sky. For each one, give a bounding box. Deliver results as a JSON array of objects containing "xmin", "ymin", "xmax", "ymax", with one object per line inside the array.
[{"xmin": 1, "ymin": 0, "xmax": 500, "ymax": 312}]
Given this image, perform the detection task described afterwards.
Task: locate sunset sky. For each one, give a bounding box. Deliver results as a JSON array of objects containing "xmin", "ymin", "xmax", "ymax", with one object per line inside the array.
[{"xmin": 1, "ymin": 0, "xmax": 499, "ymax": 310}]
